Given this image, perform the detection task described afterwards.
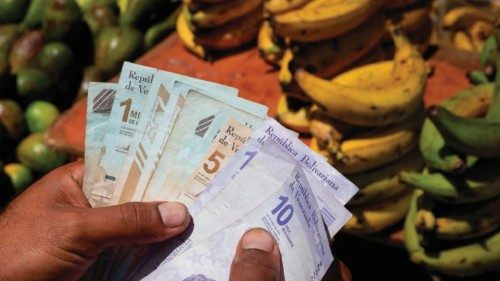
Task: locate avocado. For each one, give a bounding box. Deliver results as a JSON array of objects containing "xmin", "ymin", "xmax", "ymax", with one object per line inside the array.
[
  {"xmin": 17, "ymin": 133, "xmax": 67, "ymax": 173},
  {"xmin": 16, "ymin": 68, "xmax": 53, "ymax": 100},
  {"xmin": 25, "ymin": 100, "xmax": 60, "ymax": 133},
  {"xmin": 0, "ymin": 24, "xmax": 19, "ymax": 77},
  {"xmin": 9, "ymin": 29, "xmax": 45, "ymax": 74},
  {"xmin": 0, "ymin": 99, "xmax": 25, "ymax": 140},
  {"xmin": 0, "ymin": 0, "xmax": 30, "ymax": 24},
  {"xmin": 4, "ymin": 162, "xmax": 33, "ymax": 192},
  {"xmin": 43, "ymin": 0, "xmax": 82, "ymax": 40},
  {"xmin": 37, "ymin": 42, "xmax": 74, "ymax": 80}
]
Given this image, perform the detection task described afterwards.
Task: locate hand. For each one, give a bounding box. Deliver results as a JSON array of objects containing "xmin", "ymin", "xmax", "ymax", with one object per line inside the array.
[
  {"xmin": 0, "ymin": 161, "xmax": 282, "ymax": 281},
  {"xmin": 0, "ymin": 161, "xmax": 190, "ymax": 281}
]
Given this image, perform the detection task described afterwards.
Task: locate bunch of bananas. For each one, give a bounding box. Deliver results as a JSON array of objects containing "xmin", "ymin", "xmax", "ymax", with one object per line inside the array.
[
  {"xmin": 266, "ymin": 0, "xmax": 433, "ymax": 134},
  {"xmin": 176, "ymin": 0, "xmax": 263, "ymax": 59},
  {"xmin": 297, "ymin": 24, "xmax": 428, "ymax": 234},
  {"xmin": 401, "ymin": 30, "xmax": 500, "ymax": 277},
  {"xmin": 443, "ymin": 4, "xmax": 498, "ymax": 53}
]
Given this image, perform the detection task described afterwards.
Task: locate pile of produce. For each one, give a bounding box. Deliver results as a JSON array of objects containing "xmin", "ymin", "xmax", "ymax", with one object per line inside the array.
[
  {"xmin": 265, "ymin": 0, "xmax": 433, "ymax": 133},
  {"xmin": 402, "ymin": 32, "xmax": 500, "ymax": 277},
  {"xmin": 0, "ymin": 0, "xmax": 180, "ymax": 207},
  {"xmin": 177, "ymin": 0, "xmax": 263, "ymax": 59},
  {"xmin": 303, "ymin": 24, "xmax": 429, "ymax": 234}
]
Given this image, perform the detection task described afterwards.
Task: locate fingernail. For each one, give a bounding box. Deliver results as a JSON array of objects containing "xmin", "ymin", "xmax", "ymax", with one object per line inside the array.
[
  {"xmin": 158, "ymin": 202, "xmax": 188, "ymax": 227},
  {"xmin": 241, "ymin": 228, "xmax": 275, "ymax": 252}
]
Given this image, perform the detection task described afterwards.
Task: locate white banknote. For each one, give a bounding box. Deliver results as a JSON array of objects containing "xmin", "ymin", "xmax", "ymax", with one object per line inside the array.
[
  {"xmin": 144, "ymin": 164, "xmax": 333, "ymax": 281},
  {"xmin": 83, "ymin": 82, "xmax": 118, "ymax": 199},
  {"xmin": 136, "ymin": 83, "xmax": 268, "ymax": 203},
  {"xmin": 88, "ymin": 63, "xmax": 157, "ymax": 206},
  {"xmin": 111, "ymin": 71, "xmax": 238, "ymax": 206}
]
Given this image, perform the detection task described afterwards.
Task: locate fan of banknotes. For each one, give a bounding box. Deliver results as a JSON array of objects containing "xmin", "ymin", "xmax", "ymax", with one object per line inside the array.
[{"xmin": 82, "ymin": 62, "xmax": 359, "ymax": 281}]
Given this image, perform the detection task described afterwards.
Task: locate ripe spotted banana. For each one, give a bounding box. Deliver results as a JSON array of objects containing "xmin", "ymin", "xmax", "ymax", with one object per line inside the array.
[
  {"xmin": 295, "ymin": 25, "xmax": 428, "ymax": 126},
  {"xmin": 331, "ymin": 109, "xmax": 422, "ymax": 174},
  {"xmin": 258, "ymin": 20, "xmax": 284, "ymax": 65},
  {"xmin": 405, "ymin": 190, "xmax": 500, "ymax": 277},
  {"xmin": 276, "ymin": 95, "xmax": 311, "ymax": 134},
  {"xmin": 309, "ymin": 104, "xmax": 353, "ymax": 153},
  {"xmin": 343, "ymin": 190, "xmax": 412, "ymax": 234},
  {"xmin": 271, "ymin": 0, "xmax": 381, "ymax": 43},
  {"xmin": 177, "ymin": 8, "xmax": 206, "ymax": 59},
  {"xmin": 400, "ymin": 158, "xmax": 500, "ymax": 203},
  {"xmin": 265, "ymin": 0, "xmax": 310, "ymax": 15},
  {"xmin": 416, "ymin": 197, "xmax": 500, "ymax": 241},
  {"xmin": 420, "ymin": 83, "xmax": 493, "ymax": 173},
  {"xmin": 187, "ymin": 0, "xmax": 263, "ymax": 29},
  {"xmin": 194, "ymin": 7, "xmax": 262, "ymax": 51},
  {"xmin": 280, "ymin": 12, "xmax": 385, "ymax": 83},
  {"xmin": 348, "ymin": 149, "xmax": 424, "ymax": 206}
]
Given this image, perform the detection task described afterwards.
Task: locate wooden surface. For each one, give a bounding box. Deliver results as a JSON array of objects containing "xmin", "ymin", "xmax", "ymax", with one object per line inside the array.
[{"xmin": 46, "ymin": 33, "xmax": 476, "ymax": 156}]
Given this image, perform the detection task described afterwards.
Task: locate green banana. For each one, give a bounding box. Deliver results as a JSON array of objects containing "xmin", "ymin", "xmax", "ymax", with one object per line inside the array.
[
  {"xmin": 348, "ymin": 149, "xmax": 423, "ymax": 206},
  {"xmin": 428, "ymin": 105, "xmax": 500, "ymax": 158},
  {"xmin": 405, "ymin": 190, "xmax": 500, "ymax": 277},
  {"xmin": 20, "ymin": 0, "xmax": 48, "ymax": 31},
  {"xmin": 485, "ymin": 52, "xmax": 500, "ymax": 122},
  {"xmin": 400, "ymin": 158, "xmax": 500, "ymax": 203},
  {"xmin": 420, "ymin": 83, "xmax": 493, "ymax": 173},
  {"xmin": 144, "ymin": 6, "xmax": 180, "ymax": 49},
  {"xmin": 0, "ymin": 24, "xmax": 18, "ymax": 77}
]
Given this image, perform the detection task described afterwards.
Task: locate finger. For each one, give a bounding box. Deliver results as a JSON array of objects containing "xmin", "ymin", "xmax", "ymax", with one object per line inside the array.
[
  {"xmin": 83, "ymin": 201, "xmax": 190, "ymax": 247},
  {"xmin": 229, "ymin": 228, "xmax": 281, "ymax": 281},
  {"xmin": 37, "ymin": 161, "xmax": 85, "ymax": 190}
]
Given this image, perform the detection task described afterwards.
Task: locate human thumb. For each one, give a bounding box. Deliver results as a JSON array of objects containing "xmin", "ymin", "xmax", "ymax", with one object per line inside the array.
[{"xmin": 83, "ymin": 201, "xmax": 190, "ymax": 248}]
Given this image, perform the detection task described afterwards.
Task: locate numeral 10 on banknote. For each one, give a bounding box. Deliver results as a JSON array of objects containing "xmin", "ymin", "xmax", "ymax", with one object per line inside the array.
[{"xmin": 272, "ymin": 196, "xmax": 294, "ymax": 226}]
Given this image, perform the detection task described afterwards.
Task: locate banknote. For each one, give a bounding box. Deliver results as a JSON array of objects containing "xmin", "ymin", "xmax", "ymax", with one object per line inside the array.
[
  {"xmin": 88, "ymin": 63, "xmax": 157, "ymax": 206},
  {"xmin": 122, "ymin": 83, "xmax": 268, "ymax": 204},
  {"xmin": 144, "ymin": 164, "xmax": 332, "ymax": 281},
  {"xmin": 175, "ymin": 117, "xmax": 253, "ymax": 206},
  {"xmin": 192, "ymin": 118, "xmax": 355, "ymax": 237},
  {"xmin": 111, "ymin": 71, "xmax": 239, "ymax": 207},
  {"xmin": 82, "ymin": 82, "xmax": 118, "ymax": 199},
  {"xmin": 126, "ymin": 140, "xmax": 300, "ymax": 279}
]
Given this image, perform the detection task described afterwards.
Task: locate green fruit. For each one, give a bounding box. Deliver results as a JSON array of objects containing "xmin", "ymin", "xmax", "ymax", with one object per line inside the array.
[
  {"xmin": 20, "ymin": 0, "xmax": 49, "ymax": 31},
  {"xmin": 420, "ymin": 83, "xmax": 493, "ymax": 172},
  {"xmin": 4, "ymin": 163, "xmax": 33, "ymax": 192},
  {"xmin": 0, "ymin": 99, "xmax": 25, "ymax": 140},
  {"xmin": 37, "ymin": 42, "xmax": 74, "ymax": 79},
  {"xmin": 43, "ymin": 0, "xmax": 82, "ymax": 40},
  {"xmin": 16, "ymin": 68, "xmax": 52, "ymax": 99},
  {"xmin": 17, "ymin": 133, "xmax": 67, "ymax": 173},
  {"xmin": 25, "ymin": 101, "xmax": 60, "ymax": 133},
  {"xmin": 0, "ymin": 0, "xmax": 30, "ymax": 23},
  {"xmin": 485, "ymin": 54, "xmax": 500, "ymax": 122},
  {"xmin": 0, "ymin": 24, "xmax": 19, "ymax": 77},
  {"xmin": 119, "ymin": 0, "xmax": 159, "ymax": 26},
  {"xmin": 76, "ymin": 0, "xmax": 116, "ymax": 12},
  {"xmin": 83, "ymin": 4, "xmax": 118, "ymax": 37},
  {"xmin": 95, "ymin": 26, "xmax": 142, "ymax": 77},
  {"xmin": 428, "ymin": 106, "xmax": 500, "ymax": 157},
  {"xmin": 9, "ymin": 30, "xmax": 45, "ymax": 74},
  {"xmin": 468, "ymin": 70, "xmax": 490, "ymax": 84}
]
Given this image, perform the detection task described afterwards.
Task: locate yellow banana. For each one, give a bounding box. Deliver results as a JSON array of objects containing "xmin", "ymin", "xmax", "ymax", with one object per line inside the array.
[
  {"xmin": 332, "ymin": 60, "xmax": 394, "ymax": 89},
  {"xmin": 382, "ymin": 0, "xmax": 417, "ymax": 10},
  {"xmin": 278, "ymin": 48, "xmax": 294, "ymax": 86},
  {"xmin": 469, "ymin": 20, "xmax": 493, "ymax": 52},
  {"xmin": 443, "ymin": 6, "xmax": 495, "ymax": 30},
  {"xmin": 310, "ymin": 136, "xmax": 331, "ymax": 160},
  {"xmin": 295, "ymin": 25, "xmax": 428, "ymax": 126},
  {"xmin": 453, "ymin": 31, "xmax": 475, "ymax": 52},
  {"xmin": 309, "ymin": 104, "xmax": 353, "ymax": 152},
  {"xmin": 332, "ymin": 109, "xmax": 422, "ymax": 174},
  {"xmin": 343, "ymin": 190, "xmax": 413, "ymax": 234},
  {"xmin": 386, "ymin": 2, "xmax": 430, "ymax": 34},
  {"xmin": 177, "ymin": 8, "xmax": 206, "ymax": 59},
  {"xmin": 348, "ymin": 149, "xmax": 423, "ymax": 206},
  {"xmin": 194, "ymin": 7, "xmax": 262, "ymax": 51},
  {"xmin": 265, "ymin": 0, "xmax": 310, "ymax": 15},
  {"xmin": 271, "ymin": 0, "xmax": 381, "ymax": 43},
  {"xmin": 258, "ymin": 20, "xmax": 284, "ymax": 65},
  {"xmin": 282, "ymin": 12, "xmax": 385, "ymax": 82},
  {"xmin": 187, "ymin": 0, "xmax": 263, "ymax": 29},
  {"xmin": 276, "ymin": 95, "xmax": 311, "ymax": 134}
]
